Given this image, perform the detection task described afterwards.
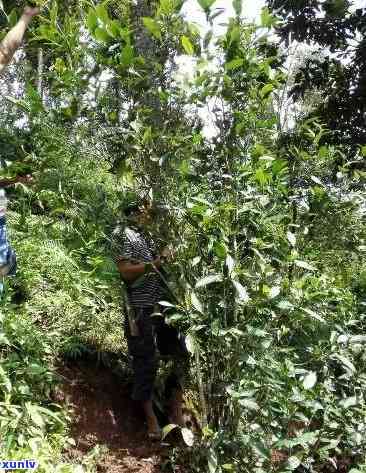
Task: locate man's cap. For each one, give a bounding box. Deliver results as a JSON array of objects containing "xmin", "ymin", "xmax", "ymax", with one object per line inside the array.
[
  {"xmin": 121, "ymin": 193, "xmax": 168, "ymax": 217},
  {"xmin": 121, "ymin": 195, "xmax": 146, "ymax": 217}
]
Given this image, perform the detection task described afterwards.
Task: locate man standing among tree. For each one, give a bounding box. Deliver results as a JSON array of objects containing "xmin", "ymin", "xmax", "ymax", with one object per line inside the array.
[
  {"xmin": 0, "ymin": 5, "xmax": 39, "ymax": 281},
  {"xmin": 111, "ymin": 198, "xmax": 189, "ymax": 440}
]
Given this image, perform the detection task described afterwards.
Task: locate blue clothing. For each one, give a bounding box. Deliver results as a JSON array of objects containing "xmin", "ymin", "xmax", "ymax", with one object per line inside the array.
[{"xmin": 0, "ymin": 217, "xmax": 17, "ymax": 277}]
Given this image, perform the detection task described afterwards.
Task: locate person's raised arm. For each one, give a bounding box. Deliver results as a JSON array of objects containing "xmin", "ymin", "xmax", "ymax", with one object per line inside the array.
[{"xmin": 0, "ymin": 6, "xmax": 40, "ymax": 75}]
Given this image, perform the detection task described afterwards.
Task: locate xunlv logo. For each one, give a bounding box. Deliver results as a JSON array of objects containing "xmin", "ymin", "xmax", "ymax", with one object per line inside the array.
[{"xmin": 0, "ymin": 459, "xmax": 38, "ymax": 470}]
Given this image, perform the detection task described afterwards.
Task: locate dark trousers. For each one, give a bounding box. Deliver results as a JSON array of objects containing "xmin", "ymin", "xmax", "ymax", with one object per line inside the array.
[{"xmin": 125, "ymin": 306, "xmax": 189, "ymax": 402}]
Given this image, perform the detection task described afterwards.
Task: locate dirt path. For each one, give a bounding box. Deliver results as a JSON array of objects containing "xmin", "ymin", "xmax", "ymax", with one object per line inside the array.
[{"xmin": 59, "ymin": 361, "xmax": 172, "ymax": 473}]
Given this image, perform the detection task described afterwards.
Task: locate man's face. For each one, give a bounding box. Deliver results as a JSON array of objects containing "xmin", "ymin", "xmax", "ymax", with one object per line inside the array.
[{"xmin": 133, "ymin": 203, "xmax": 154, "ymax": 227}]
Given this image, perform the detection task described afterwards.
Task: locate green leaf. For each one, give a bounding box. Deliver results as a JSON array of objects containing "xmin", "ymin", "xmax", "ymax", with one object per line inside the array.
[
  {"xmin": 294, "ymin": 260, "xmax": 317, "ymax": 271},
  {"xmin": 318, "ymin": 146, "xmax": 329, "ymax": 158},
  {"xmin": 361, "ymin": 145, "xmax": 366, "ymax": 157},
  {"xmin": 287, "ymin": 231, "xmax": 296, "ymax": 247},
  {"xmin": 95, "ymin": 4, "xmax": 109, "ymax": 24},
  {"xmin": 255, "ymin": 168, "xmax": 271, "ymax": 186},
  {"xmin": 192, "ymin": 256, "xmax": 201, "ymax": 266},
  {"xmin": 162, "ymin": 423, "xmax": 179, "ymax": 439},
  {"xmin": 191, "ymin": 292, "xmax": 203, "ymax": 313},
  {"xmin": 269, "ymin": 286, "xmax": 280, "ymax": 299},
  {"xmin": 162, "ymin": 0, "xmax": 184, "ymax": 14},
  {"xmin": 210, "ymin": 9, "xmax": 225, "ymax": 21},
  {"xmin": 302, "ymin": 307, "xmax": 326, "ymax": 324},
  {"xmin": 232, "ymin": 0, "xmax": 242, "ymax": 16},
  {"xmin": 225, "ymin": 58, "xmax": 244, "ymax": 71},
  {"xmin": 0, "ymin": 333, "xmax": 10, "ymax": 346},
  {"xmin": 37, "ymin": 406, "xmax": 64, "ymax": 424},
  {"xmin": 181, "ymin": 427, "xmax": 194, "ymax": 446},
  {"xmin": 197, "ymin": 0, "xmax": 216, "ymax": 13},
  {"xmin": 333, "ymin": 354, "xmax": 356, "ymax": 374},
  {"xmin": 159, "ymin": 0, "xmax": 176, "ymax": 15},
  {"xmin": 94, "ymin": 27, "xmax": 110, "ymax": 43},
  {"xmin": 167, "ymin": 313, "xmax": 185, "ymax": 324},
  {"xmin": 310, "ymin": 175, "xmax": 324, "ymax": 186},
  {"xmin": 26, "ymin": 404, "xmax": 45, "ymax": 428},
  {"xmin": 277, "ymin": 299, "xmax": 294, "ymax": 310},
  {"xmin": 235, "ymin": 121, "xmax": 246, "ymax": 135},
  {"xmin": 260, "ymin": 83, "xmax": 274, "ymax": 98},
  {"xmin": 349, "ymin": 335, "xmax": 366, "ymax": 344},
  {"xmin": 272, "ymin": 159, "xmax": 288, "ymax": 176},
  {"xmin": 251, "ymin": 143, "xmax": 266, "ymax": 158},
  {"xmin": 195, "ymin": 274, "xmax": 223, "ymax": 288},
  {"xmin": 107, "ymin": 20, "xmax": 121, "ymax": 38},
  {"xmin": 142, "ymin": 17, "xmax": 162, "ymax": 40},
  {"xmin": 303, "ymin": 371, "xmax": 317, "ymax": 390},
  {"xmin": 232, "ymin": 280, "xmax": 250, "ymax": 303},
  {"xmin": 252, "ymin": 441, "xmax": 271, "ymax": 459},
  {"xmin": 87, "ymin": 9, "xmax": 98, "ymax": 33},
  {"xmin": 213, "ymin": 241, "xmax": 227, "ymax": 259},
  {"xmin": 340, "ymin": 396, "xmax": 357, "ymax": 408},
  {"xmin": 203, "ymin": 30, "xmax": 213, "ymax": 49},
  {"xmin": 185, "ymin": 334, "xmax": 196, "ymax": 354},
  {"xmin": 226, "ymin": 255, "xmax": 235, "ymax": 275},
  {"xmin": 260, "ymin": 7, "xmax": 277, "ymax": 28},
  {"xmin": 159, "ymin": 301, "xmax": 175, "ymax": 307},
  {"xmin": 120, "ymin": 44, "xmax": 134, "ymax": 67},
  {"xmin": 287, "ymin": 456, "xmax": 301, "ymax": 471},
  {"xmin": 0, "ymin": 366, "xmax": 11, "ymax": 392},
  {"xmin": 239, "ymin": 398, "xmax": 259, "ymax": 410},
  {"xmin": 229, "ymin": 25, "xmax": 240, "ymax": 46},
  {"xmin": 208, "ymin": 448, "xmax": 218, "ymax": 473},
  {"xmin": 188, "ymin": 22, "xmax": 201, "ymax": 38},
  {"xmin": 29, "ymin": 438, "xmax": 39, "ymax": 454},
  {"xmin": 8, "ymin": 9, "xmax": 18, "ymax": 28},
  {"xmin": 181, "ymin": 35, "xmax": 194, "ymax": 55},
  {"xmin": 303, "ymin": 431, "xmax": 321, "ymax": 444},
  {"xmin": 191, "ymin": 196, "xmax": 212, "ymax": 207},
  {"xmin": 49, "ymin": 1, "xmax": 58, "ymax": 25}
]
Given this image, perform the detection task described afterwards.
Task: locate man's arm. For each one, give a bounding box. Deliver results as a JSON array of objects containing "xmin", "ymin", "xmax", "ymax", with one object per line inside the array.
[
  {"xmin": 117, "ymin": 257, "xmax": 162, "ymax": 283},
  {"xmin": 117, "ymin": 245, "xmax": 175, "ymax": 282},
  {"xmin": 0, "ymin": 175, "xmax": 33, "ymax": 188},
  {"xmin": 0, "ymin": 6, "xmax": 40, "ymax": 75}
]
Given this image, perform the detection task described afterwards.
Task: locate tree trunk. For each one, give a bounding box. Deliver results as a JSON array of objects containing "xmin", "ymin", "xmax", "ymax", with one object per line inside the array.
[
  {"xmin": 37, "ymin": 47, "xmax": 44, "ymax": 102},
  {"xmin": 131, "ymin": 0, "xmax": 161, "ymax": 125},
  {"xmin": 130, "ymin": 0, "xmax": 164, "ymax": 197}
]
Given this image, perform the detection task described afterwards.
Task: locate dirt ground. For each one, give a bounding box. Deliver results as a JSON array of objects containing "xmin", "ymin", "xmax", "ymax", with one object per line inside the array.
[
  {"xmin": 57, "ymin": 361, "xmax": 353, "ymax": 473},
  {"xmin": 58, "ymin": 360, "xmax": 174, "ymax": 473}
]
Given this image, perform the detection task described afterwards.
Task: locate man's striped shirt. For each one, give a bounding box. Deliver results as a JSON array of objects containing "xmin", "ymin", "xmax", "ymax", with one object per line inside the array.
[{"xmin": 111, "ymin": 224, "xmax": 165, "ymax": 308}]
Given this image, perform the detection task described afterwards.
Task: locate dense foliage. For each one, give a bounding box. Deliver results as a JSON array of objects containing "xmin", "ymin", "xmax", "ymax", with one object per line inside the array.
[
  {"xmin": 0, "ymin": 1, "xmax": 365, "ymax": 472},
  {"xmin": 267, "ymin": 0, "xmax": 366, "ymax": 150}
]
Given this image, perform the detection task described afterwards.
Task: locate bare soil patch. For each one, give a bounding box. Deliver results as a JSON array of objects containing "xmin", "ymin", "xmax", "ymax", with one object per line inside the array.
[{"xmin": 58, "ymin": 360, "xmax": 171, "ymax": 473}]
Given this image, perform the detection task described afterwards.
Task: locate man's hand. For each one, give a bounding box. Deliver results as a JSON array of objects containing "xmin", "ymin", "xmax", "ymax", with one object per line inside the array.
[
  {"xmin": 22, "ymin": 6, "xmax": 41, "ymax": 19},
  {"xmin": 160, "ymin": 246, "xmax": 175, "ymax": 263},
  {"xmin": 16, "ymin": 174, "xmax": 34, "ymax": 185}
]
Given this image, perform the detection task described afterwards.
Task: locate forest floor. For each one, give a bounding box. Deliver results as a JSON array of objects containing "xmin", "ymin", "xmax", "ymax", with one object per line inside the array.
[
  {"xmin": 58, "ymin": 360, "xmax": 175, "ymax": 473},
  {"xmin": 56, "ymin": 360, "xmax": 355, "ymax": 473}
]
